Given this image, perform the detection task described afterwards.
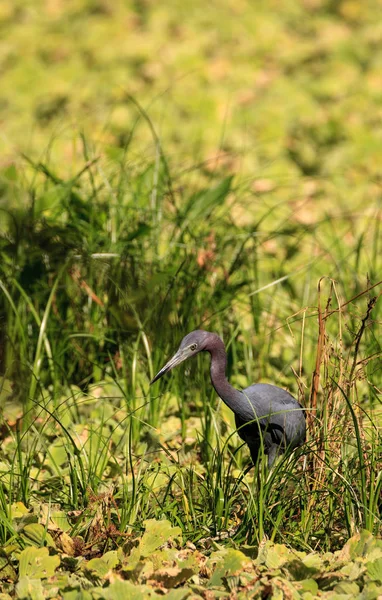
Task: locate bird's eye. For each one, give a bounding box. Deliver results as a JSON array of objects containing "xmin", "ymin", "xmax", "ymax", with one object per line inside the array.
[{"xmin": 190, "ymin": 344, "xmax": 197, "ymax": 351}]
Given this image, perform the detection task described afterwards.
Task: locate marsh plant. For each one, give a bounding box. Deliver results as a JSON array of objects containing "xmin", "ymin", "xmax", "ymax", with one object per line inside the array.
[{"xmin": 0, "ymin": 125, "xmax": 380, "ymax": 557}]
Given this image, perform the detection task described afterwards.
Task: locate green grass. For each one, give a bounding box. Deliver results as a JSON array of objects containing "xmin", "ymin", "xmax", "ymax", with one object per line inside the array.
[
  {"xmin": 1, "ymin": 152, "xmax": 381, "ymax": 600},
  {"xmin": 0, "ymin": 1, "xmax": 382, "ymax": 597},
  {"xmin": 1, "ymin": 131, "xmax": 380, "ymax": 548}
]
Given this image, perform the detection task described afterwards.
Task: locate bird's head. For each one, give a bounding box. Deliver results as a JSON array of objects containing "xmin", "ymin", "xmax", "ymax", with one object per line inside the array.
[{"xmin": 150, "ymin": 330, "xmax": 210, "ymax": 385}]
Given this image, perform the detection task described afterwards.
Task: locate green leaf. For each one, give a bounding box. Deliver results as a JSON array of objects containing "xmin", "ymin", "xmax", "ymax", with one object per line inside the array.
[
  {"xmin": 10, "ymin": 502, "xmax": 29, "ymax": 519},
  {"xmin": 21, "ymin": 523, "xmax": 56, "ymax": 548},
  {"xmin": 165, "ymin": 591, "xmax": 192, "ymax": 600},
  {"xmin": 16, "ymin": 576, "xmax": 44, "ymax": 600},
  {"xmin": 334, "ymin": 581, "xmax": 360, "ymax": 595},
  {"xmin": 0, "ymin": 552, "xmax": 17, "ymax": 581},
  {"xmin": 256, "ymin": 542, "xmax": 293, "ymax": 569},
  {"xmin": 18, "ymin": 546, "xmax": 60, "ymax": 579},
  {"xmin": 360, "ymin": 582, "xmax": 382, "ymax": 600},
  {"xmin": 102, "ymin": 580, "xmax": 162, "ymax": 599},
  {"xmin": 272, "ymin": 577, "xmax": 300, "ymax": 599},
  {"xmin": 86, "ymin": 551, "xmax": 120, "ymax": 577},
  {"xmin": 47, "ymin": 442, "xmax": 68, "ymax": 469},
  {"xmin": 138, "ymin": 519, "xmax": 182, "ymax": 557},
  {"xmin": 301, "ymin": 554, "xmax": 323, "ymax": 571},
  {"xmin": 150, "ymin": 564, "xmax": 195, "ymax": 588},
  {"xmin": 49, "ymin": 510, "xmax": 72, "ymax": 533},
  {"xmin": 367, "ymin": 557, "xmax": 382, "ymax": 583},
  {"xmin": 340, "ymin": 560, "xmax": 365, "ymax": 580},
  {"xmin": 340, "ymin": 530, "xmax": 377, "ymax": 561},
  {"xmin": 208, "ymin": 548, "xmax": 250, "ymax": 587},
  {"xmin": 298, "ymin": 578, "xmax": 319, "ymax": 594},
  {"xmin": 121, "ymin": 546, "xmax": 141, "ymax": 571},
  {"xmin": 40, "ymin": 504, "xmax": 72, "ymax": 533},
  {"xmin": 62, "ymin": 591, "xmax": 93, "ymax": 600},
  {"xmin": 286, "ymin": 558, "xmax": 320, "ymax": 581}
]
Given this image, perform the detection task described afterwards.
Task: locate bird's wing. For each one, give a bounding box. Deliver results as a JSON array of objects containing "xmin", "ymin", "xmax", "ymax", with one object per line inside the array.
[
  {"xmin": 241, "ymin": 383, "xmax": 306, "ymax": 446},
  {"xmin": 244, "ymin": 383, "xmax": 297, "ymax": 406}
]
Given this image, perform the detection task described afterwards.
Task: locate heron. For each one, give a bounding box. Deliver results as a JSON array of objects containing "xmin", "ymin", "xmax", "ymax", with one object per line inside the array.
[{"xmin": 150, "ymin": 330, "xmax": 306, "ymax": 467}]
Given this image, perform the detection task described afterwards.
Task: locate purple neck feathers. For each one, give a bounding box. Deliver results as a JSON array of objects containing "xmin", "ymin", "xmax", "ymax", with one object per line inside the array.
[{"xmin": 206, "ymin": 334, "xmax": 247, "ymax": 417}]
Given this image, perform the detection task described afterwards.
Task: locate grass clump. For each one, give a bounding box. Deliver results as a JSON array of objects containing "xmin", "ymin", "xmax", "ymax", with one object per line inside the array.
[
  {"xmin": 0, "ymin": 3, "xmax": 381, "ymax": 595},
  {"xmin": 0, "ymin": 128, "xmax": 380, "ymax": 561}
]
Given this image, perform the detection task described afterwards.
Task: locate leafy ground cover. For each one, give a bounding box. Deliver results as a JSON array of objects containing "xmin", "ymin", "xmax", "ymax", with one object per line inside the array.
[
  {"xmin": 0, "ymin": 0, "xmax": 381, "ymax": 598},
  {"xmin": 3, "ymin": 517, "xmax": 382, "ymax": 599}
]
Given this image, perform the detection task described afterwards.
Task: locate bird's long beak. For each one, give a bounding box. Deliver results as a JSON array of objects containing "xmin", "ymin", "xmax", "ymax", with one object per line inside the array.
[{"xmin": 150, "ymin": 348, "xmax": 189, "ymax": 385}]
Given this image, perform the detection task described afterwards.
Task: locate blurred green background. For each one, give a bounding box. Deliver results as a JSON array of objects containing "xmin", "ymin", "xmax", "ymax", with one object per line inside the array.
[
  {"xmin": 0, "ymin": 0, "xmax": 381, "ymax": 572},
  {"xmin": 2, "ymin": 0, "xmax": 382, "ymax": 184}
]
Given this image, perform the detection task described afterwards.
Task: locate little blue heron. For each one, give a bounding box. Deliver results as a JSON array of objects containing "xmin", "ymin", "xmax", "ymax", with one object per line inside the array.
[{"xmin": 150, "ymin": 330, "xmax": 306, "ymax": 467}]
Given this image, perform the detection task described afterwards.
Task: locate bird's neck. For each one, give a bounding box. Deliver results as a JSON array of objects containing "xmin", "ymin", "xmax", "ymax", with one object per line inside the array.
[{"xmin": 207, "ymin": 335, "xmax": 244, "ymax": 413}]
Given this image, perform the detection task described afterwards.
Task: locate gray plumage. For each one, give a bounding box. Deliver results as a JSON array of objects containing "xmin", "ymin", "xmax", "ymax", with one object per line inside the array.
[{"xmin": 150, "ymin": 330, "xmax": 306, "ymax": 467}]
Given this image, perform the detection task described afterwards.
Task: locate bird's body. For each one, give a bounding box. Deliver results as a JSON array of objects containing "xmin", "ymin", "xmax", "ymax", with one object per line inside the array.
[
  {"xmin": 233, "ymin": 384, "xmax": 305, "ymax": 466},
  {"xmin": 151, "ymin": 330, "xmax": 306, "ymax": 467}
]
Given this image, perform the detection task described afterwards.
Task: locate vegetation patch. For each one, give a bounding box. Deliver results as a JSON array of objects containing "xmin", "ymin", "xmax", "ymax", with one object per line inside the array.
[
  {"xmin": 0, "ymin": 1, "xmax": 381, "ymax": 598},
  {"xmin": 2, "ymin": 515, "xmax": 382, "ymax": 598}
]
